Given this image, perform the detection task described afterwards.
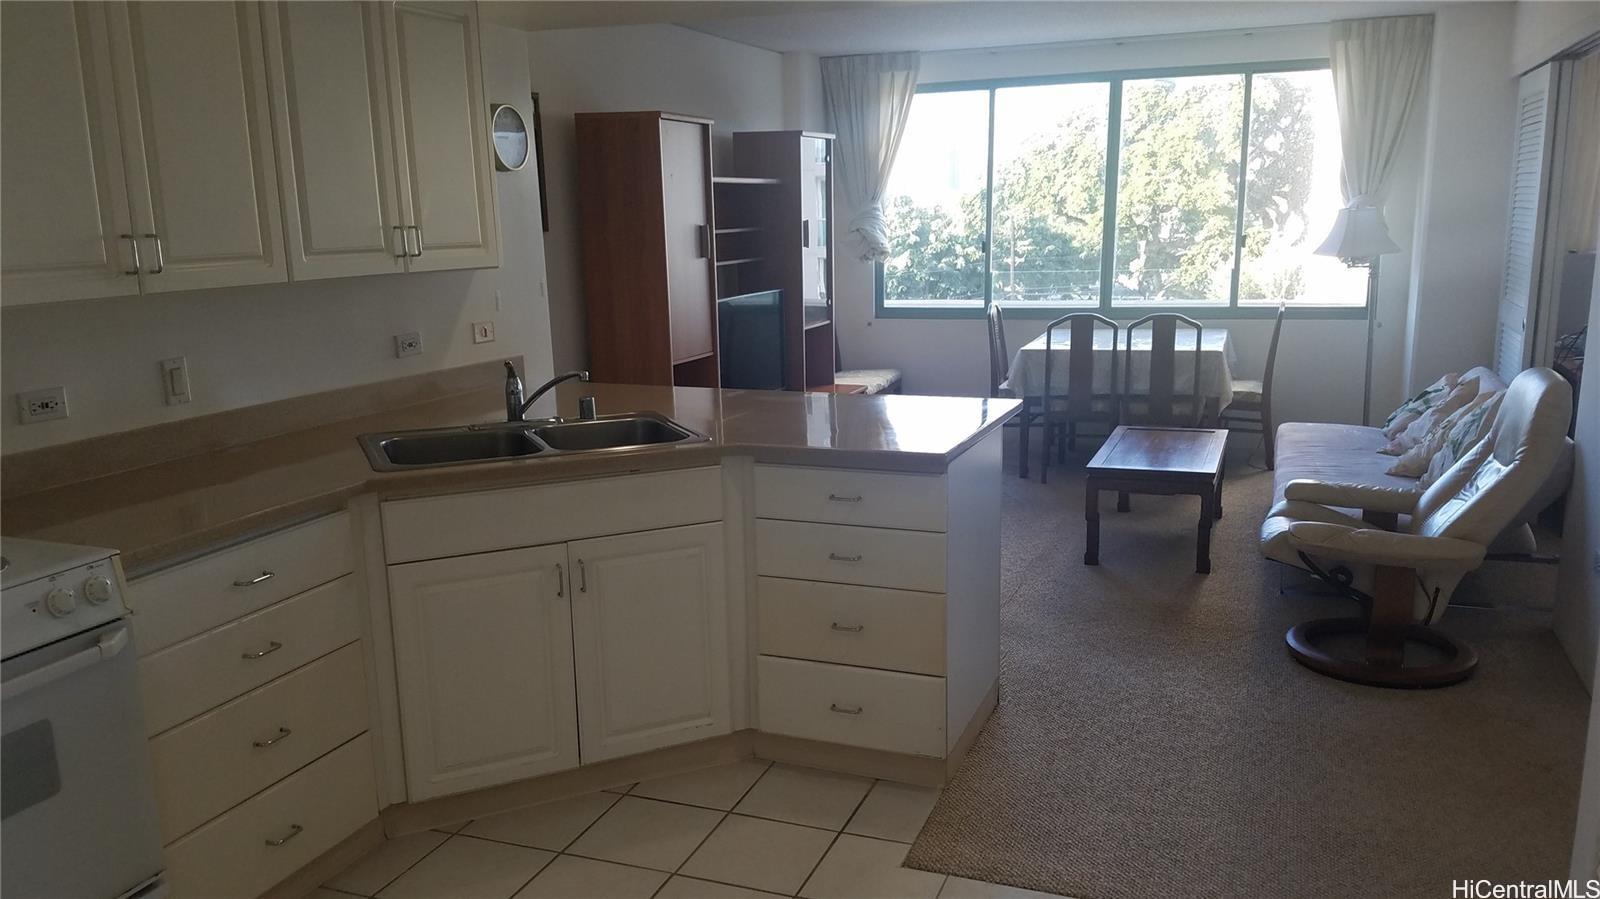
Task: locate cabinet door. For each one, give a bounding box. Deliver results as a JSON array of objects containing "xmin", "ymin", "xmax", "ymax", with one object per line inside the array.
[
  {"xmin": 801, "ymin": 136, "xmax": 832, "ymax": 325},
  {"xmin": 661, "ymin": 118, "xmax": 715, "ymax": 363},
  {"xmin": 570, "ymin": 523, "xmax": 730, "ymax": 762},
  {"xmin": 263, "ymin": 1, "xmax": 405, "ymax": 280},
  {"xmin": 111, "ymin": 0, "xmax": 288, "ymax": 293},
  {"xmin": 388, "ymin": 544, "xmax": 579, "ymax": 800},
  {"xmin": 385, "ymin": 1, "xmax": 499, "ymax": 272},
  {"xmin": 0, "ymin": 2, "xmax": 139, "ymax": 305}
]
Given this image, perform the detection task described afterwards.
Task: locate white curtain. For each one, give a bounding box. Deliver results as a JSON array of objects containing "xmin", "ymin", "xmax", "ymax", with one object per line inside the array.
[
  {"xmin": 1328, "ymin": 15, "xmax": 1434, "ymax": 213},
  {"xmin": 1562, "ymin": 53, "xmax": 1600, "ymax": 251},
  {"xmin": 821, "ymin": 51, "xmax": 920, "ymax": 262}
]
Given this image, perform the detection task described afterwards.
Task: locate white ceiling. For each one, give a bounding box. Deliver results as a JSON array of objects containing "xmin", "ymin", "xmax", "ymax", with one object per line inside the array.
[{"xmin": 485, "ymin": 1, "xmax": 1438, "ymax": 56}]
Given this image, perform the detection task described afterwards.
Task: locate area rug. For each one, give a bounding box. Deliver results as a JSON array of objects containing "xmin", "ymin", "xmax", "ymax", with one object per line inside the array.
[{"xmin": 903, "ymin": 439, "xmax": 1588, "ymax": 899}]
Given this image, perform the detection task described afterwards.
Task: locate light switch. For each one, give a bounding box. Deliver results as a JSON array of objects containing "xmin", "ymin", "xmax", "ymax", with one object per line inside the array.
[{"xmin": 161, "ymin": 357, "xmax": 192, "ymax": 405}]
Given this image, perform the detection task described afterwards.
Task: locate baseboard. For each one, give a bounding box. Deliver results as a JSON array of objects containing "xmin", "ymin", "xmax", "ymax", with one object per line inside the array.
[
  {"xmin": 947, "ymin": 679, "xmax": 999, "ymax": 778},
  {"xmin": 260, "ymin": 817, "xmax": 385, "ymax": 899},
  {"xmin": 382, "ymin": 732, "xmax": 756, "ymax": 836},
  {"xmin": 749, "ymin": 733, "xmax": 947, "ymax": 787}
]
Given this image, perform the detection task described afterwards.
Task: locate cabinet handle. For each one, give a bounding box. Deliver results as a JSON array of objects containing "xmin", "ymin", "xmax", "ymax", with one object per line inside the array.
[
  {"xmin": 830, "ymin": 622, "xmax": 864, "ymax": 633},
  {"xmin": 143, "ymin": 233, "xmax": 164, "ymax": 274},
  {"xmin": 392, "ymin": 226, "xmax": 407, "ymax": 258},
  {"xmin": 252, "ymin": 726, "xmax": 292, "ymax": 748},
  {"xmin": 826, "ymin": 493, "xmax": 862, "ymax": 503},
  {"xmin": 408, "ymin": 225, "xmax": 423, "ymax": 257},
  {"xmin": 829, "ymin": 703, "xmax": 863, "ymax": 715},
  {"xmin": 801, "ymin": 219, "xmax": 811, "ymax": 249},
  {"xmin": 241, "ymin": 640, "xmax": 283, "ymax": 660},
  {"xmin": 120, "ymin": 234, "xmax": 142, "ymax": 275},
  {"xmin": 264, "ymin": 824, "xmax": 303, "ymax": 847},
  {"xmin": 827, "ymin": 553, "xmax": 862, "ymax": 563},
  {"xmin": 232, "ymin": 570, "xmax": 275, "ymax": 587},
  {"xmin": 578, "ymin": 559, "xmax": 587, "ymax": 593},
  {"xmin": 556, "ymin": 563, "xmax": 564, "ymax": 597},
  {"xmin": 696, "ymin": 224, "xmax": 710, "ymax": 259}
]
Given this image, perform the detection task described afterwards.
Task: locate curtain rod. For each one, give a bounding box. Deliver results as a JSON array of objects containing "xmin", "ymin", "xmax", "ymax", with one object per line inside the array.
[{"xmin": 928, "ymin": 20, "xmax": 1329, "ymax": 59}]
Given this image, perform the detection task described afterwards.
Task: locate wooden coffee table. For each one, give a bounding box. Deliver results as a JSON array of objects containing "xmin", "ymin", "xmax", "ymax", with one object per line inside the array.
[{"xmin": 1084, "ymin": 426, "xmax": 1228, "ymax": 574}]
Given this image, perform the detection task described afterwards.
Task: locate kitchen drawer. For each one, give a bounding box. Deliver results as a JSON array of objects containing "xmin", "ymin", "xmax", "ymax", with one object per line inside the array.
[
  {"xmin": 755, "ymin": 519, "xmax": 946, "ymax": 593},
  {"xmin": 382, "ymin": 467, "xmax": 722, "ymax": 563},
  {"xmin": 164, "ymin": 733, "xmax": 377, "ymax": 899},
  {"xmin": 757, "ymin": 656, "xmax": 945, "ymax": 757},
  {"xmin": 150, "ymin": 643, "xmax": 369, "ymax": 843},
  {"xmin": 755, "ymin": 465, "xmax": 946, "ymax": 532},
  {"xmin": 140, "ymin": 576, "xmax": 362, "ymax": 735},
  {"xmin": 130, "ymin": 513, "xmax": 354, "ymax": 655},
  {"xmin": 757, "ymin": 577, "xmax": 945, "ymax": 676}
]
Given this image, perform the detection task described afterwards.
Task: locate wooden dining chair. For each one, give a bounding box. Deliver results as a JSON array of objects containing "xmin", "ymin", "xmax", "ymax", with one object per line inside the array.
[
  {"xmin": 1039, "ymin": 312, "xmax": 1120, "ymax": 483},
  {"xmin": 1121, "ymin": 313, "xmax": 1204, "ymax": 428},
  {"xmin": 1220, "ymin": 302, "xmax": 1285, "ymax": 468}
]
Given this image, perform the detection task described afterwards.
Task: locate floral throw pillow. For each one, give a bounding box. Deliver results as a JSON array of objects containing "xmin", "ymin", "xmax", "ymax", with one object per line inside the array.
[
  {"xmin": 1382, "ymin": 373, "xmax": 1460, "ymax": 438},
  {"xmin": 1421, "ymin": 390, "xmax": 1504, "ymax": 489},
  {"xmin": 1379, "ymin": 378, "xmax": 1478, "ymax": 456},
  {"xmin": 1386, "ymin": 390, "xmax": 1494, "ymax": 478}
]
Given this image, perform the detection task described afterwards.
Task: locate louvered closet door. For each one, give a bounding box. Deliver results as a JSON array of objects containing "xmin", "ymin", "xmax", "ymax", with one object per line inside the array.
[{"xmin": 1496, "ymin": 65, "xmax": 1558, "ymax": 383}]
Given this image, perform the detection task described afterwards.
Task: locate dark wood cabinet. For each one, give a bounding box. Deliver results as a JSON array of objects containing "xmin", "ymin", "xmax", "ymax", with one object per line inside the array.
[{"xmin": 576, "ymin": 112, "xmax": 719, "ymax": 387}]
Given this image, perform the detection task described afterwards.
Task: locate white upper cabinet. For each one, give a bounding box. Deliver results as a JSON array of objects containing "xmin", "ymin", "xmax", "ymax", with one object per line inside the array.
[
  {"xmin": 0, "ymin": 2, "xmax": 138, "ymax": 305},
  {"xmin": 384, "ymin": 1, "xmax": 500, "ymax": 272},
  {"xmin": 263, "ymin": 1, "xmax": 405, "ymax": 280},
  {"xmin": 388, "ymin": 544, "xmax": 579, "ymax": 801},
  {"xmin": 111, "ymin": 0, "xmax": 288, "ymax": 293},
  {"xmin": 570, "ymin": 523, "xmax": 730, "ymax": 763}
]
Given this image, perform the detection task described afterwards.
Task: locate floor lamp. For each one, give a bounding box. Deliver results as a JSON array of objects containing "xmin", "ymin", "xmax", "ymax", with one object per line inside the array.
[{"xmin": 1315, "ymin": 205, "xmax": 1401, "ymax": 426}]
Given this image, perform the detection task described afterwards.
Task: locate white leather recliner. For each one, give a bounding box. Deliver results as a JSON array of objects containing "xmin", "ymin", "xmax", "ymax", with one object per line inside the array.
[{"xmin": 1260, "ymin": 367, "xmax": 1573, "ymax": 687}]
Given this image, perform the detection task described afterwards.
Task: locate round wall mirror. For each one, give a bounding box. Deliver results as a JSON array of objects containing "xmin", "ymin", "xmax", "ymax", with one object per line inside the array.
[{"xmin": 490, "ymin": 104, "xmax": 529, "ymax": 172}]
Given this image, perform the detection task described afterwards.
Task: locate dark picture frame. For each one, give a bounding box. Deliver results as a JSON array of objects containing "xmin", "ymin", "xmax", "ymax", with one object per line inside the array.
[{"xmin": 531, "ymin": 92, "xmax": 550, "ymax": 232}]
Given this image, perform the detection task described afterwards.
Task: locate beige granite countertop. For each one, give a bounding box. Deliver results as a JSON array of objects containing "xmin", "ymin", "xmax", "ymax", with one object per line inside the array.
[{"xmin": 3, "ymin": 382, "xmax": 1017, "ymax": 576}]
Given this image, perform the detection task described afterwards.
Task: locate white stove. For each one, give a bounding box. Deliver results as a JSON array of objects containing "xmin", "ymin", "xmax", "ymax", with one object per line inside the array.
[{"xmin": 1, "ymin": 537, "xmax": 167, "ymax": 899}]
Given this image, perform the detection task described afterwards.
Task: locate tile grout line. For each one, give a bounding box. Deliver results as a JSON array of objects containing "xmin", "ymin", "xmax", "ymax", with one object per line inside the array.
[
  {"xmin": 791, "ymin": 775, "xmax": 881, "ymax": 898},
  {"xmin": 652, "ymin": 758, "xmax": 775, "ymax": 898},
  {"xmin": 363, "ymin": 828, "xmax": 457, "ymax": 898}
]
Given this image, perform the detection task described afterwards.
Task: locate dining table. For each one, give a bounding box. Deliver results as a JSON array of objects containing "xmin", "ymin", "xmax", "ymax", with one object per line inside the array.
[{"xmin": 1006, "ymin": 326, "xmax": 1238, "ymax": 478}]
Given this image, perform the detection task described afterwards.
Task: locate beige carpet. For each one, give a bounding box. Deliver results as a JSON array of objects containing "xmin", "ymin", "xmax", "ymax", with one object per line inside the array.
[{"xmin": 903, "ymin": 437, "xmax": 1589, "ymax": 899}]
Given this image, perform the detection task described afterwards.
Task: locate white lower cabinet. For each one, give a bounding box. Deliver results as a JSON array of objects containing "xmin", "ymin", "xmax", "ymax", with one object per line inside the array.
[
  {"xmin": 571, "ymin": 523, "xmax": 729, "ymax": 763},
  {"xmin": 388, "ymin": 544, "xmax": 578, "ymax": 801},
  {"xmin": 382, "ymin": 473, "xmax": 730, "ymax": 799}
]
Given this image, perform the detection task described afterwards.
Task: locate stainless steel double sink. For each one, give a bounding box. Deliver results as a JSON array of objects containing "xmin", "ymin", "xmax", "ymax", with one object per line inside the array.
[{"xmin": 359, "ymin": 412, "xmax": 707, "ymax": 472}]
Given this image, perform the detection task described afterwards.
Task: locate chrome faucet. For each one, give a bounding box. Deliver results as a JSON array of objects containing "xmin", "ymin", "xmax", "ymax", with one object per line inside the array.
[{"xmin": 505, "ymin": 362, "xmax": 589, "ymax": 422}]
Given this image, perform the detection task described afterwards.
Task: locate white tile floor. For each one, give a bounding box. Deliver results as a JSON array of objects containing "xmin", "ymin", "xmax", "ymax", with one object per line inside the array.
[{"xmin": 325, "ymin": 761, "xmax": 1072, "ymax": 899}]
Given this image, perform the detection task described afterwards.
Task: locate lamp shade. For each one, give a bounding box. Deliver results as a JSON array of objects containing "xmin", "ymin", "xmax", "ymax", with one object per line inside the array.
[{"xmin": 1314, "ymin": 205, "xmax": 1401, "ymax": 261}]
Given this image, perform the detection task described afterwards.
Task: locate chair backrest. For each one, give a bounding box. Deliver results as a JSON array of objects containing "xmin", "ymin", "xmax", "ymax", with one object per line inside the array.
[
  {"xmin": 1123, "ymin": 313, "xmax": 1203, "ymax": 427},
  {"xmin": 1261, "ymin": 302, "xmax": 1286, "ymax": 414},
  {"xmin": 1413, "ymin": 367, "xmax": 1573, "ymax": 546},
  {"xmin": 1042, "ymin": 312, "xmax": 1119, "ymax": 416},
  {"xmin": 986, "ymin": 303, "xmax": 1009, "ymax": 398}
]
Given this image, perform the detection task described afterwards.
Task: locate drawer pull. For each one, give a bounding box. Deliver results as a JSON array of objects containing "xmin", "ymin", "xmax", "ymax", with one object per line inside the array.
[
  {"xmin": 827, "ymin": 493, "xmax": 863, "ymax": 503},
  {"xmin": 827, "ymin": 553, "xmax": 862, "ymax": 563},
  {"xmin": 252, "ymin": 726, "xmax": 293, "ymax": 748},
  {"xmin": 829, "ymin": 703, "xmax": 863, "ymax": 715},
  {"xmin": 232, "ymin": 571, "xmax": 276, "ymax": 587},
  {"xmin": 264, "ymin": 824, "xmax": 303, "ymax": 847},
  {"xmin": 241, "ymin": 641, "xmax": 283, "ymax": 660},
  {"xmin": 830, "ymin": 622, "xmax": 865, "ymax": 633}
]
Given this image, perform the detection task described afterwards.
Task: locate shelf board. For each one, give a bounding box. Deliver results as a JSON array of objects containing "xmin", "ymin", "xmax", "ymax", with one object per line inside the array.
[
  {"xmin": 803, "ymin": 319, "xmax": 833, "ymax": 331},
  {"xmin": 714, "ymin": 227, "xmax": 760, "ymax": 235},
  {"xmin": 712, "ymin": 176, "xmax": 780, "ymax": 186},
  {"xmin": 673, "ymin": 351, "xmax": 716, "ymax": 364},
  {"xmin": 715, "ymin": 256, "xmax": 763, "ymax": 266}
]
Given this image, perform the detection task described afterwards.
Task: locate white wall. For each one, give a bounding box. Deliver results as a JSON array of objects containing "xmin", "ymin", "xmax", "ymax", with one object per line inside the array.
[
  {"xmin": 1513, "ymin": 0, "xmax": 1600, "ymax": 75},
  {"xmin": 1402, "ymin": 3, "xmax": 1518, "ymax": 398},
  {"xmin": 0, "ymin": 23, "xmax": 553, "ymax": 455},
  {"xmin": 526, "ymin": 24, "xmax": 787, "ymax": 373},
  {"xmin": 832, "ymin": 24, "xmax": 1428, "ymax": 428}
]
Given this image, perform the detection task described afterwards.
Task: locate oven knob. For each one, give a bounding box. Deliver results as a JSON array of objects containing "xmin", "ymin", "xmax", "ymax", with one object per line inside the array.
[
  {"xmin": 83, "ymin": 576, "xmax": 114, "ymax": 605},
  {"xmin": 45, "ymin": 587, "xmax": 77, "ymax": 618}
]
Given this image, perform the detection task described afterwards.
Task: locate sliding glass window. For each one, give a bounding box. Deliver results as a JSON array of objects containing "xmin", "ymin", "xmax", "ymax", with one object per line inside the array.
[{"xmin": 875, "ymin": 62, "xmax": 1366, "ymax": 318}]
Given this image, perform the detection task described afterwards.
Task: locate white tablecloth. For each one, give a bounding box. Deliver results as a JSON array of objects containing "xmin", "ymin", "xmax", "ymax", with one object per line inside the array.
[{"xmin": 1008, "ymin": 328, "xmax": 1238, "ymax": 411}]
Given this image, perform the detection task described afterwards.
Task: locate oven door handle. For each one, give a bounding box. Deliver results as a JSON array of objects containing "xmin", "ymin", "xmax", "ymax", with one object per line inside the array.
[{"xmin": 1, "ymin": 627, "xmax": 129, "ymax": 702}]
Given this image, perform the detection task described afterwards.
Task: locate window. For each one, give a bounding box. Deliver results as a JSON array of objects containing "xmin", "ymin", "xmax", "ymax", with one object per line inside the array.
[{"xmin": 877, "ymin": 62, "xmax": 1367, "ymax": 318}]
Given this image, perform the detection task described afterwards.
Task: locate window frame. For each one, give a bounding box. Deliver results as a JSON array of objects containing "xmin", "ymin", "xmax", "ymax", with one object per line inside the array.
[{"xmin": 874, "ymin": 58, "xmax": 1370, "ymax": 321}]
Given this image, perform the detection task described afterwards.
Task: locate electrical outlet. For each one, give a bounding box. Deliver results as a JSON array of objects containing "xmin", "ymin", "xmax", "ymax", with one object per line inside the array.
[
  {"xmin": 17, "ymin": 387, "xmax": 68, "ymax": 424},
  {"xmin": 394, "ymin": 331, "xmax": 423, "ymax": 358},
  {"xmin": 1592, "ymin": 550, "xmax": 1600, "ymax": 576},
  {"xmin": 471, "ymin": 321, "xmax": 496, "ymax": 344},
  {"xmin": 160, "ymin": 356, "xmax": 192, "ymax": 405}
]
